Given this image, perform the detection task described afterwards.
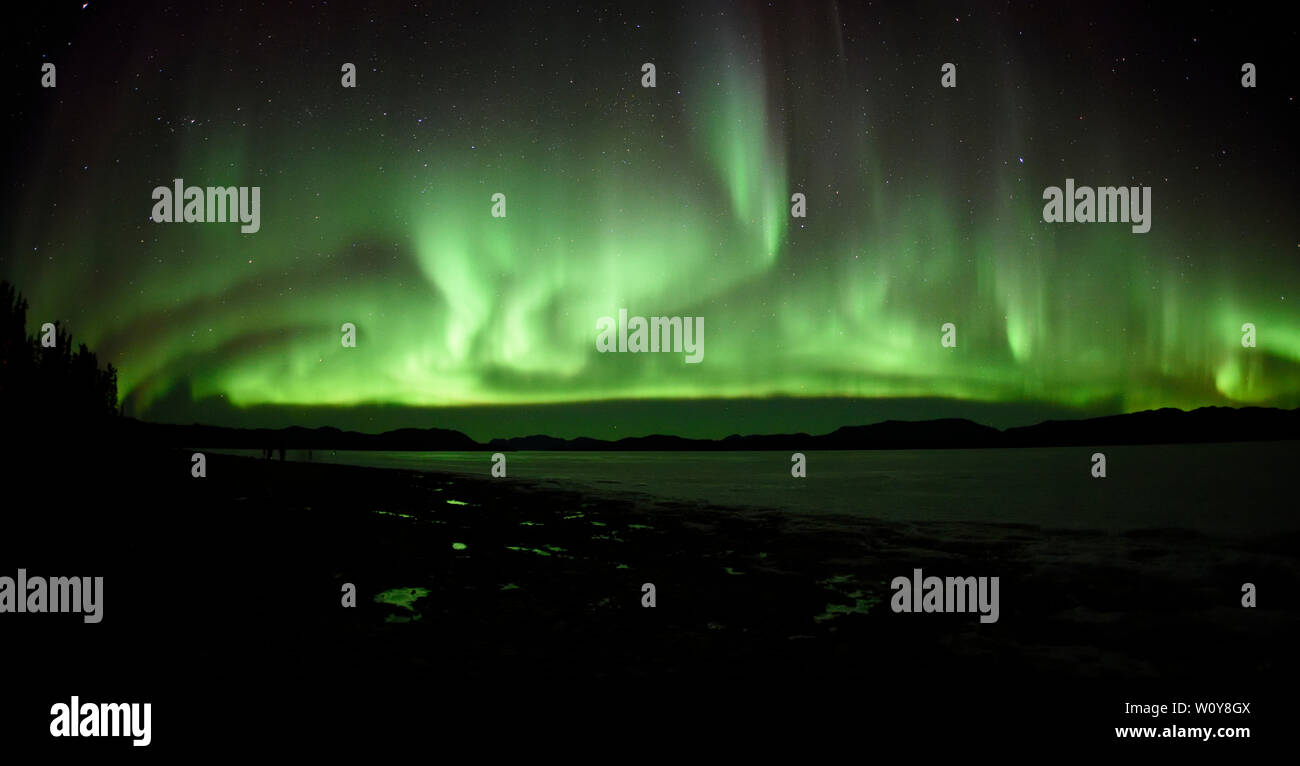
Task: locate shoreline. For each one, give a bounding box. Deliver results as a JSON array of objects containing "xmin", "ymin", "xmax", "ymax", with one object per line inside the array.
[
  {"xmin": 199, "ymin": 442, "xmax": 1300, "ymax": 539},
  {"xmin": 180, "ymin": 451, "xmax": 1298, "ymax": 684},
  {"xmin": 3, "ymin": 441, "xmax": 1294, "ymax": 748}
]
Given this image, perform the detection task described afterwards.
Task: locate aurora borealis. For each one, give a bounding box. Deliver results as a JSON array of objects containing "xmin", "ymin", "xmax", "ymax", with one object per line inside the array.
[{"xmin": 3, "ymin": 1, "xmax": 1298, "ymax": 439}]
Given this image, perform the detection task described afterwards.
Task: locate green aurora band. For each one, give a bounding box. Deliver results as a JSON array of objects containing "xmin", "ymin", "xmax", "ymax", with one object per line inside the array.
[{"xmin": 7, "ymin": 9, "xmax": 1299, "ymax": 427}]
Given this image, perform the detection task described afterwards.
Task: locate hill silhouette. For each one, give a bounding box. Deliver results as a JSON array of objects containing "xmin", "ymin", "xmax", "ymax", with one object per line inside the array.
[{"xmin": 120, "ymin": 405, "xmax": 1300, "ymax": 451}]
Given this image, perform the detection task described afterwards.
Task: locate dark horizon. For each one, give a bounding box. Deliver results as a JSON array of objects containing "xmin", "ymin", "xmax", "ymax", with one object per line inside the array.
[
  {"xmin": 127, "ymin": 390, "xmax": 1123, "ymax": 441},
  {"xmin": 123, "ymin": 401, "xmax": 1300, "ymax": 451}
]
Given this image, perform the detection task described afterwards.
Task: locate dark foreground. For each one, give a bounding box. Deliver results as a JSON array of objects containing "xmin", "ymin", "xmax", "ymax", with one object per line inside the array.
[{"xmin": 3, "ymin": 442, "xmax": 1296, "ymax": 753}]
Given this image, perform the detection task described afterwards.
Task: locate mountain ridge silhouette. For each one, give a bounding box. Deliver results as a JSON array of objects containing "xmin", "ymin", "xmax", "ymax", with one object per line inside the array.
[{"xmin": 118, "ymin": 405, "xmax": 1300, "ymax": 451}]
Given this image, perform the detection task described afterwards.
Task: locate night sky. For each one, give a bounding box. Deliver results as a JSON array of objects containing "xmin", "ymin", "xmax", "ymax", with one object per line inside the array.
[{"xmin": 2, "ymin": 1, "xmax": 1297, "ymax": 440}]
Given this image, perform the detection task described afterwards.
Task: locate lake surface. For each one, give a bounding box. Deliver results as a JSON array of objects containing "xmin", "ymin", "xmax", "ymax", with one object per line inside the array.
[{"xmin": 204, "ymin": 442, "xmax": 1299, "ymax": 536}]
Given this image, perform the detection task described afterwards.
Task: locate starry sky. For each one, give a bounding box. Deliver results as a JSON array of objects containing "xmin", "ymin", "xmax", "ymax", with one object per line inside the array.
[{"xmin": 2, "ymin": 1, "xmax": 1297, "ymax": 440}]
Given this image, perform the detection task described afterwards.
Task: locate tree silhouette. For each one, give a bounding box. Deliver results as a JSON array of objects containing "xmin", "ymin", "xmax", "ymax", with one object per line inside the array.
[{"xmin": 0, "ymin": 280, "xmax": 119, "ymax": 430}]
